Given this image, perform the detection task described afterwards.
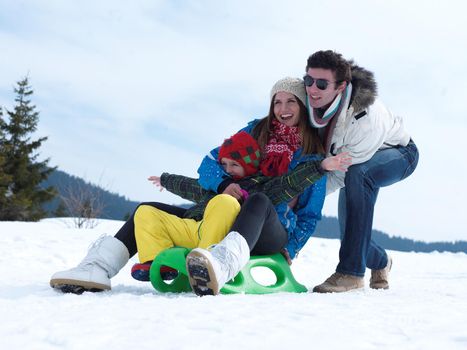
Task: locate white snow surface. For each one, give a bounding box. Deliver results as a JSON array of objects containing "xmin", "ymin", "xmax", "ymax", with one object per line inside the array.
[{"xmin": 1, "ymin": 219, "xmax": 466, "ymax": 350}]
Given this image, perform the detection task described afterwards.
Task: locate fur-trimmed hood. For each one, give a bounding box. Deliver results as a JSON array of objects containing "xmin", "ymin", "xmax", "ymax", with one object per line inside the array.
[{"xmin": 349, "ymin": 63, "xmax": 378, "ymax": 112}]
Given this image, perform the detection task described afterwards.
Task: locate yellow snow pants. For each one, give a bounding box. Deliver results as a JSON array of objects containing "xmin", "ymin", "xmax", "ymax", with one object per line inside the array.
[{"xmin": 134, "ymin": 194, "xmax": 241, "ymax": 263}]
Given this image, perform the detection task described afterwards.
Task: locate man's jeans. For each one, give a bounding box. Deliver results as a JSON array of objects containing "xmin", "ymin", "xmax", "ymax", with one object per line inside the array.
[{"xmin": 336, "ymin": 140, "xmax": 419, "ymax": 276}]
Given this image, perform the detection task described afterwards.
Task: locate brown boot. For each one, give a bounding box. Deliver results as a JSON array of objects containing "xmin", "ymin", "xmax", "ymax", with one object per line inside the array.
[
  {"xmin": 313, "ymin": 272, "xmax": 364, "ymax": 293},
  {"xmin": 370, "ymin": 255, "xmax": 393, "ymax": 290}
]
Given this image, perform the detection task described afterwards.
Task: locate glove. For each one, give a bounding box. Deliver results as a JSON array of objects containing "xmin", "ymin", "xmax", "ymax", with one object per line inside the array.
[{"xmin": 240, "ymin": 189, "xmax": 249, "ymax": 201}]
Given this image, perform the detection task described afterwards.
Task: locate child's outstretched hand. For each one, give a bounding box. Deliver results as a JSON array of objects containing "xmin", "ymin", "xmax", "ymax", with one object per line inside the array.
[
  {"xmin": 321, "ymin": 152, "xmax": 352, "ymax": 172},
  {"xmin": 148, "ymin": 175, "xmax": 164, "ymax": 192}
]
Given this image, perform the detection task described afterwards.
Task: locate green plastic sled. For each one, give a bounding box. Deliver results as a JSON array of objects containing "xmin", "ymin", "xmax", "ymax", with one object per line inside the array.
[{"xmin": 149, "ymin": 247, "xmax": 307, "ymax": 294}]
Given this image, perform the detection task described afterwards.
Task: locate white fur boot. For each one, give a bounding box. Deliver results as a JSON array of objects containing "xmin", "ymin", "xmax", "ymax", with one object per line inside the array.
[
  {"xmin": 186, "ymin": 231, "xmax": 250, "ymax": 296},
  {"xmin": 50, "ymin": 236, "xmax": 129, "ymax": 294}
]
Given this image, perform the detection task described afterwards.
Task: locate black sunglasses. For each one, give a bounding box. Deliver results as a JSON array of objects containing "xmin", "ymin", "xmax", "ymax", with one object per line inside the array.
[{"xmin": 303, "ymin": 75, "xmax": 336, "ymax": 90}]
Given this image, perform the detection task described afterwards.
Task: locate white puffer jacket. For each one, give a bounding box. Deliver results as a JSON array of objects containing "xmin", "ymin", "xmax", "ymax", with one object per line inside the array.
[{"xmin": 325, "ymin": 65, "xmax": 411, "ymax": 194}]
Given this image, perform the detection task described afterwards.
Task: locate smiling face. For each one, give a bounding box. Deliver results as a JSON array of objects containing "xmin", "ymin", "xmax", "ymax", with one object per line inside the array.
[
  {"xmin": 273, "ymin": 91, "xmax": 301, "ymax": 127},
  {"xmin": 305, "ymin": 67, "xmax": 346, "ymax": 110},
  {"xmin": 220, "ymin": 157, "xmax": 246, "ymax": 178}
]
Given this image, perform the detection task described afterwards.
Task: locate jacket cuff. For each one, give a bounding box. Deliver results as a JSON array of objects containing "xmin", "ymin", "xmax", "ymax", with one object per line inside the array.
[{"xmin": 160, "ymin": 173, "xmax": 169, "ymax": 187}]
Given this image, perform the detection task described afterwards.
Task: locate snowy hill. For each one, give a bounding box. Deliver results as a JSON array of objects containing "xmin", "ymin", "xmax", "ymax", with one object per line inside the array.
[{"xmin": 1, "ymin": 219, "xmax": 466, "ymax": 350}]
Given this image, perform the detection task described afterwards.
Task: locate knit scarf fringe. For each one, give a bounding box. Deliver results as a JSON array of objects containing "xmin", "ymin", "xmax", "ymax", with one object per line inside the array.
[{"xmin": 260, "ymin": 119, "xmax": 302, "ymax": 176}]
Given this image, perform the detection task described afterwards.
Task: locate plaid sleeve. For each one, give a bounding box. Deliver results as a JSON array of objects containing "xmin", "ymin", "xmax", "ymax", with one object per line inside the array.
[
  {"xmin": 237, "ymin": 160, "xmax": 326, "ymax": 205},
  {"xmin": 161, "ymin": 173, "xmax": 213, "ymax": 203}
]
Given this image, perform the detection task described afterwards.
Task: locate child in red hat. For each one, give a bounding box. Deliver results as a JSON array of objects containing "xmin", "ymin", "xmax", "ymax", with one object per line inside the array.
[
  {"xmin": 218, "ymin": 131, "xmax": 260, "ymax": 179},
  {"xmin": 131, "ymin": 131, "xmax": 262, "ymax": 281},
  {"xmin": 216, "ymin": 131, "xmax": 261, "ymax": 201}
]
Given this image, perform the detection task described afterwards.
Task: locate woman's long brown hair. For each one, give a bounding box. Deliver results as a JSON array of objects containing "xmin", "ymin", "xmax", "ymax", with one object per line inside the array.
[{"xmin": 251, "ymin": 95, "xmax": 324, "ymax": 157}]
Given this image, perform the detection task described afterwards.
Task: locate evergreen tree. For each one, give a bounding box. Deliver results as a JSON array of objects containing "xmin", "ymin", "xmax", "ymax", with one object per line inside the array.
[
  {"xmin": 0, "ymin": 107, "xmax": 13, "ymax": 208},
  {"xmin": 0, "ymin": 77, "xmax": 56, "ymax": 221},
  {"xmin": 53, "ymin": 200, "xmax": 68, "ymax": 218}
]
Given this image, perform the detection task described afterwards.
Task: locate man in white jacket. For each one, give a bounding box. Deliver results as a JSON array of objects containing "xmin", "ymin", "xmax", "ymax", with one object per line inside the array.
[{"xmin": 306, "ymin": 50, "xmax": 419, "ymax": 293}]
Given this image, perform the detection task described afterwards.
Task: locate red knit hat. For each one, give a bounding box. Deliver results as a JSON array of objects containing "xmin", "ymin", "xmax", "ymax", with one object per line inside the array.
[{"xmin": 218, "ymin": 131, "xmax": 261, "ymax": 177}]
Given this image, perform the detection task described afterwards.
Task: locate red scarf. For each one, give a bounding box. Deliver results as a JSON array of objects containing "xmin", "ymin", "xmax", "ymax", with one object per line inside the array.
[{"xmin": 260, "ymin": 119, "xmax": 302, "ymax": 176}]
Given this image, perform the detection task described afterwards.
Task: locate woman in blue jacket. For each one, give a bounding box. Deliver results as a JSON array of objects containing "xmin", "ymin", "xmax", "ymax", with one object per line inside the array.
[{"xmin": 186, "ymin": 77, "xmax": 329, "ymax": 296}]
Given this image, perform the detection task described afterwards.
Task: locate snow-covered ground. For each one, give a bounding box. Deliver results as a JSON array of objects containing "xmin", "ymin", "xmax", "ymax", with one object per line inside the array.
[{"xmin": 1, "ymin": 219, "xmax": 466, "ymax": 350}]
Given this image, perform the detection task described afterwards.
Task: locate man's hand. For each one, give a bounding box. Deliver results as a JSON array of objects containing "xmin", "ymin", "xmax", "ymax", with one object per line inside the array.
[
  {"xmin": 148, "ymin": 175, "xmax": 164, "ymax": 191},
  {"xmin": 321, "ymin": 152, "xmax": 352, "ymax": 172},
  {"xmin": 222, "ymin": 183, "xmax": 244, "ymax": 200}
]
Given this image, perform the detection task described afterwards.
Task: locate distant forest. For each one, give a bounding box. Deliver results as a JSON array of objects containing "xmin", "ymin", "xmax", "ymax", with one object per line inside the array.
[
  {"xmin": 41, "ymin": 169, "xmax": 467, "ymax": 254},
  {"xmin": 314, "ymin": 216, "xmax": 467, "ymax": 254}
]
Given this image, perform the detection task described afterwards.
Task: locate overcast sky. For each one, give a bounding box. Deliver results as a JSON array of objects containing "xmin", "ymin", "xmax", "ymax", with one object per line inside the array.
[{"xmin": 1, "ymin": 0, "xmax": 466, "ymax": 242}]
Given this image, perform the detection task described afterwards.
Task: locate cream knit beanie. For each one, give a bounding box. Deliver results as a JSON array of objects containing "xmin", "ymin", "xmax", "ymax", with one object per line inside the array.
[{"xmin": 270, "ymin": 77, "xmax": 307, "ymax": 106}]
